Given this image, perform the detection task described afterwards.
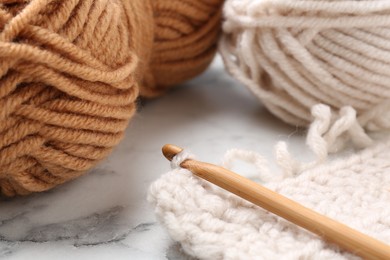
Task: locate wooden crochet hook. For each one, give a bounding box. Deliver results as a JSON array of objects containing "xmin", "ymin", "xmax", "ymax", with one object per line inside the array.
[{"xmin": 162, "ymin": 144, "xmax": 390, "ymax": 260}]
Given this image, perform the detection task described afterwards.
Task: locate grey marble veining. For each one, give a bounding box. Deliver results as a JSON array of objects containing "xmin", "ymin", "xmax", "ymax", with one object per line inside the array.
[{"xmin": 0, "ymin": 57, "xmax": 309, "ymax": 259}]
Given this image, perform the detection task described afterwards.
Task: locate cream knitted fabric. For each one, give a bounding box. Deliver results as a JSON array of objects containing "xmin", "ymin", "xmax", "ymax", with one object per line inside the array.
[
  {"xmin": 149, "ymin": 141, "xmax": 390, "ymax": 259},
  {"xmin": 148, "ymin": 106, "xmax": 390, "ymax": 260}
]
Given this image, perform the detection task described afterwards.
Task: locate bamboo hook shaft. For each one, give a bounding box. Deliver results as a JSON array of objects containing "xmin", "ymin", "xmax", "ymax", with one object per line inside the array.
[{"xmin": 162, "ymin": 144, "xmax": 390, "ymax": 260}]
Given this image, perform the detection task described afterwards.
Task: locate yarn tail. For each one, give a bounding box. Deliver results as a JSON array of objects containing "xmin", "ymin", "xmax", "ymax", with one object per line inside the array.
[{"xmin": 222, "ymin": 104, "xmax": 385, "ymax": 181}]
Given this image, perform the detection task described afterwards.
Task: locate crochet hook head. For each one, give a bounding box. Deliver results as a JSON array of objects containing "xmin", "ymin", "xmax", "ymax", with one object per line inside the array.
[{"xmin": 162, "ymin": 144, "xmax": 183, "ymax": 161}]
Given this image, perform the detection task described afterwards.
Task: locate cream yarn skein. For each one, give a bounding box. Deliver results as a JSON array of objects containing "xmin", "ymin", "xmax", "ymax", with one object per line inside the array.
[{"xmin": 220, "ymin": 0, "xmax": 390, "ymax": 129}]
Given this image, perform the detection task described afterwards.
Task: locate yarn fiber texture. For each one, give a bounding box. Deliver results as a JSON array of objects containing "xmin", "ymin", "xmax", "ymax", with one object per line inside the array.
[
  {"xmin": 220, "ymin": 0, "xmax": 390, "ymax": 128},
  {"xmin": 148, "ymin": 138, "xmax": 390, "ymax": 260},
  {"xmin": 0, "ymin": 0, "xmax": 223, "ymax": 196},
  {"xmin": 143, "ymin": 0, "xmax": 224, "ymax": 97}
]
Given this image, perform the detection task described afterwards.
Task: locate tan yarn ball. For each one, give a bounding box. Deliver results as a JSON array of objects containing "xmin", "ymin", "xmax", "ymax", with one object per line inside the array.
[
  {"xmin": 142, "ymin": 0, "xmax": 224, "ymax": 97},
  {"xmin": 220, "ymin": 0, "xmax": 390, "ymax": 128},
  {"xmin": 0, "ymin": 0, "xmax": 223, "ymax": 196}
]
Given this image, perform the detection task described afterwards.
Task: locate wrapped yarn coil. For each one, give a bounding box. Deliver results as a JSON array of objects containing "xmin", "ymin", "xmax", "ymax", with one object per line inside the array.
[
  {"xmin": 0, "ymin": 0, "xmax": 223, "ymax": 196},
  {"xmin": 220, "ymin": 0, "xmax": 390, "ymax": 129}
]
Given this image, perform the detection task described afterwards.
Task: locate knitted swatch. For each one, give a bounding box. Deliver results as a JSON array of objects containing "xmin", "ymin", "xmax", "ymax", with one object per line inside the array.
[
  {"xmin": 149, "ymin": 139, "xmax": 390, "ymax": 259},
  {"xmin": 149, "ymin": 105, "xmax": 390, "ymax": 259}
]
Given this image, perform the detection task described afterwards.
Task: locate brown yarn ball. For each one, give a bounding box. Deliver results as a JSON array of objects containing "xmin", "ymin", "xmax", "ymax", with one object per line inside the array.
[
  {"xmin": 141, "ymin": 0, "xmax": 224, "ymax": 97},
  {"xmin": 0, "ymin": 0, "xmax": 223, "ymax": 196}
]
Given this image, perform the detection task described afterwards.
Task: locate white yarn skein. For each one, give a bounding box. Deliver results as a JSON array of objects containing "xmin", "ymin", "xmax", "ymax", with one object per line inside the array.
[{"xmin": 220, "ymin": 0, "xmax": 390, "ymax": 129}]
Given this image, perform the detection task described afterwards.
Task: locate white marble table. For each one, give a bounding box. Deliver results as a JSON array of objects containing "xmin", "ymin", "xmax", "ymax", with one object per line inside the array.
[{"xmin": 0, "ymin": 57, "xmax": 310, "ymax": 259}]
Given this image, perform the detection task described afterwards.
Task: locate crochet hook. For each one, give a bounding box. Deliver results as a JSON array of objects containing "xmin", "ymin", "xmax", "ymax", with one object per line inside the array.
[{"xmin": 162, "ymin": 144, "xmax": 390, "ymax": 260}]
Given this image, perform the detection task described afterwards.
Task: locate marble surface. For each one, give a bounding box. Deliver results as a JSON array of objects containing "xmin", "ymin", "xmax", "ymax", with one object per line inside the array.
[{"xmin": 0, "ymin": 57, "xmax": 312, "ymax": 259}]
